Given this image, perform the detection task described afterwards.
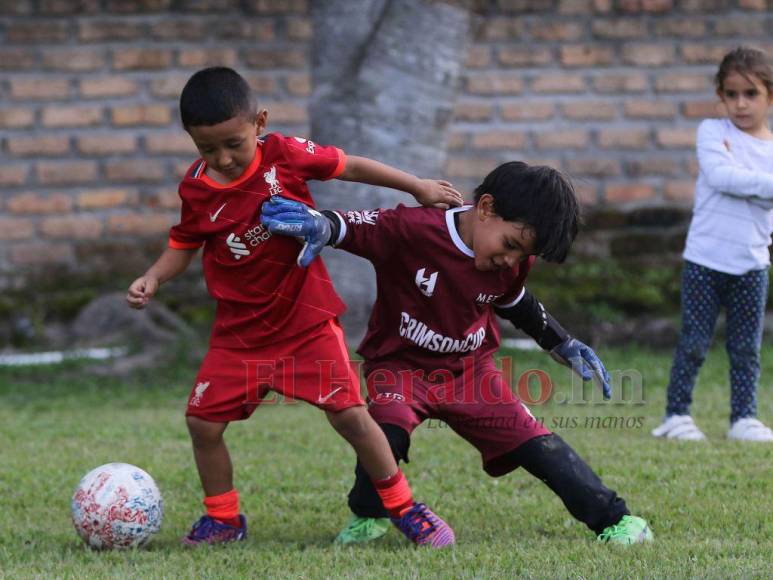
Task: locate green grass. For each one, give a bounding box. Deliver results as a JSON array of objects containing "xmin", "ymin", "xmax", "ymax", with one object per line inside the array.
[{"xmin": 1, "ymin": 345, "xmax": 771, "ymax": 578}]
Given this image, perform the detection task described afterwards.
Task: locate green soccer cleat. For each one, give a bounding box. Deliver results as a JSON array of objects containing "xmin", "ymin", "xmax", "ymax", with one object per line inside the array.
[
  {"xmin": 334, "ymin": 515, "xmax": 390, "ymax": 545},
  {"xmin": 597, "ymin": 515, "xmax": 653, "ymax": 545}
]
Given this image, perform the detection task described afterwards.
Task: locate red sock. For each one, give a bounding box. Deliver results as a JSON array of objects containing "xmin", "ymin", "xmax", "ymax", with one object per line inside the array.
[
  {"xmin": 373, "ymin": 469, "xmax": 414, "ymax": 518},
  {"xmin": 203, "ymin": 488, "xmax": 241, "ymax": 527}
]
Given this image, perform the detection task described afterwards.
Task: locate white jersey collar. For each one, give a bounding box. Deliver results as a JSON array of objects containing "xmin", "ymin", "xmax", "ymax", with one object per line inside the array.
[{"xmin": 445, "ymin": 206, "xmax": 475, "ymax": 257}]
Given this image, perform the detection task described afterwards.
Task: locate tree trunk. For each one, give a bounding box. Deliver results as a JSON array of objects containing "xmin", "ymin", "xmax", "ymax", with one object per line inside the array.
[{"xmin": 309, "ymin": 0, "xmax": 472, "ymax": 340}]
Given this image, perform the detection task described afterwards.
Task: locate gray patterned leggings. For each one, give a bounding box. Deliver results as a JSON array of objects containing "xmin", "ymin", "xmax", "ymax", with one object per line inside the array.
[{"xmin": 666, "ymin": 260, "xmax": 768, "ymax": 423}]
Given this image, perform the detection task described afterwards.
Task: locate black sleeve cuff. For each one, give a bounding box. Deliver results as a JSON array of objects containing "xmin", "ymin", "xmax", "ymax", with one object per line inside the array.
[{"xmin": 494, "ymin": 289, "xmax": 569, "ymax": 351}]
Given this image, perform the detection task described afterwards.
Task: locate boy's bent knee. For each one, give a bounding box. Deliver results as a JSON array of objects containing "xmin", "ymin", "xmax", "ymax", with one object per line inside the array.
[{"xmin": 186, "ymin": 415, "xmax": 228, "ymax": 446}]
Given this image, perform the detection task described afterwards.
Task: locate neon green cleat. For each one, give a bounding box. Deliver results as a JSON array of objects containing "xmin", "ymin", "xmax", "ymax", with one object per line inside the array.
[
  {"xmin": 334, "ymin": 515, "xmax": 390, "ymax": 545},
  {"xmin": 597, "ymin": 515, "xmax": 654, "ymax": 545}
]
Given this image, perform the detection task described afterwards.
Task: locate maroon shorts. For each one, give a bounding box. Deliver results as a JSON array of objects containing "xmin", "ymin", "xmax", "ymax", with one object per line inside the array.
[
  {"xmin": 186, "ymin": 319, "xmax": 364, "ymax": 422},
  {"xmin": 364, "ymin": 357, "xmax": 551, "ymax": 476}
]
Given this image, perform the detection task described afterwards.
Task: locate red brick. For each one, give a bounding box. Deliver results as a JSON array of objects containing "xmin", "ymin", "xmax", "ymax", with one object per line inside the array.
[
  {"xmin": 598, "ymin": 129, "xmax": 650, "ymax": 149},
  {"xmin": 467, "ymin": 74, "xmax": 523, "ymax": 95},
  {"xmin": 0, "ymin": 1, "xmax": 34, "ymax": 14},
  {"xmin": 244, "ymin": 49, "xmax": 306, "ymax": 69},
  {"xmin": 149, "ymin": 76, "xmax": 188, "ymax": 98},
  {"xmin": 0, "ymin": 218, "xmax": 34, "ymax": 240},
  {"xmin": 573, "ymin": 181, "xmax": 600, "ymax": 206},
  {"xmin": 501, "ymin": 102, "xmax": 555, "ymax": 121},
  {"xmin": 111, "ymin": 105, "xmax": 172, "ymax": 126},
  {"xmin": 592, "ymin": 0, "xmax": 613, "ymax": 12},
  {"xmin": 41, "ymin": 49, "xmax": 105, "ymax": 72},
  {"xmin": 453, "ymin": 102, "xmax": 494, "ymax": 122},
  {"xmin": 713, "ymin": 18, "xmax": 766, "ymax": 36},
  {"xmin": 652, "ymin": 18, "xmax": 707, "ymax": 37},
  {"xmin": 7, "ymin": 192, "xmax": 72, "ymax": 214},
  {"xmin": 471, "ymin": 131, "xmax": 527, "ymax": 150},
  {"xmin": 0, "ymin": 108, "xmax": 35, "ymax": 129},
  {"xmin": 40, "ymin": 0, "xmax": 101, "ymax": 14},
  {"xmin": 534, "ymin": 129, "xmax": 588, "ymax": 149},
  {"xmin": 105, "ymin": 0, "xmax": 172, "ymax": 12},
  {"xmin": 286, "ymin": 17, "xmax": 312, "ymax": 40},
  {"xmin": 7, "ymin": 21, "xmax": 70, "ymax": 43},
  {"xmin": 78, "ymin": 189, "xmax": 138, "ymax": 209},
  {"xmin": 663, "ymin": 180, "xmax": 696, "ymax": 202},
  {"xmin": 286, "ymin": 74, "xmax": 311, "ymax": 97},
  {"xmin": 560, "ymin": 45, "xmax": 614, "ymax": 67},
  {"xmin": 245, "ymin": 75, "xmax": 279, "ymax": 96},
  {"xmin": 145, "ymin": 188, "xmax": 182, "ymax": 209},
  {"xmin": 532, "ymin": 21, "xmax": 584, "ymax": 41},
  {"xmin": 465, "ymin": 46, "xmax": 491, "ymax": 68},
  {"xmin": 144, "ymin": 133, "xmax": 197, "ymax": 155},
  {"xmin": 499, "ymin": 47, "xmax": 553, "ymax": 67},
  {"xmin": 655, "ymin": 73, "xmax": 710, "ymax": 93},
  {"xmin": 618, "ymin": 0, "xmax": 673, "ymax": 12},
  {"xmin": 656, "ymin": 128, "xmax": 696, "ymax": 148},
  {"xmin": 41, "ymin": 216, "xmax": 103, "ymax": 240},
  {"xmin": 37, "ymin": 161, "xmax": 98, "ymax": 185},
  {"xmin": 10, "ymin": 78, "xmax": 70, "ymax": 100},
  {"xmin": 593, "ymin": 73, "xmax": 648, "ymax": 93},
  {"xmin": 11, "ymin": 243, "xmax": 73, "ymax": 265},
  {"xmin": 625, "ymin": 157, "xmax": 681, "ymax": 177},
  {"xmin": 178, "ymin": 48, "xmax": 237, "ymax": 68},
  {"xmin": 107, "ymin": 213, "xmax": 176, "ymax": 236},
  {"xmin": 41, "ymin": 106, "xmax": 103, "ymax": 128},
  {"xmin": 78, "ymin": 19, "xmax": 145, "ymax": 42},
  {"xmin": 113, "ymin": 48, "xmax": 173, "ymax": 70},
  {"xmin": 214, "ymin": 19, "xmax": 275, "ymax": 41},
  {"xmin": 245, "ymin": 0, "xmax": 307, "ymax": 13},
  {"xmin": 738, "ymin": 0, "xmax": 766, "ymax": 9},
  {"xmin": 479, "ymin": 17, "xmax": 523, "ymax": 40},
  {"xmin": 680, "ymin": 0, "xmax": 732, "ymax": 11},
  {"xmin": 532, "ymin": 74, "xmax": 586, "ymax": 93},
  {"xmin": 561, "ymin": 101, "xmax": 617, "ymax": 120},
  {"xmin": 681, "ymin": 44, "xmax": 733, "ymax": 64},
  {"xmin": 623, "ymin": 100, "xmax": 677, "ymax": 119},
  {"xmin": 522, "ymin": 156, "xmax": 562, "ymax": 169},
  {"xmin": 445, "ymin": 157, "xmax": 499, "ymax": 179},
  {"xmin": 0, "ymin": 165, "xmax": 29, "ymax": 186},
  {"xmin": 263, "ymin": 103, "xmax": 307, "ymax": 124},
  {"xmin": 682, "ymin": 100, "xmax": 723, "ymax": 119},
  {"xmin": 149, "ymin": 18, "xmax": 208, "ymax": 40},
  {"xmin": 591, "ymin": 18, "xmax": 647, "ymax": 38},
  {"xmin": 77, "ymin": 134, "xmax": 137, "ymax": 155},
  {"xmin": 497, "ymin": 0, "xmax": 552, "ymax": 10},
  {"xmin": 0, "ymin": 49, "xmax": 36, "ymax": 70},
  {"xmin": 622, "ymin": 44, "xmax": 675, "ymax": 66},
  {"xmin": 447, "ymin": 132, "xmax": 467, "ymax": 151},
  {"xmin": 605, "ymin": 183, "xmax": 656, "ymax": 203},
  {"xmin": 686, "ymin": 158, "xmax": 699, "ymax": 178},
  {"xmin": 8, "ymin": 136, "xmax": 70, "ymax": 156},
  {"xmin": 566, "ymin": 158, "xmax": 621, "ymax": 177},
  {"xmin": 80, "ymin": 77, "xmax": 139, "ymax": 98},
  {"xmin": 105, "ymin": 160, "xmax": 167, "ymax": 182}
]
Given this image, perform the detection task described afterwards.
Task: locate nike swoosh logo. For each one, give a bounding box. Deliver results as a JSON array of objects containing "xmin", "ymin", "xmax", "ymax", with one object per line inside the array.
[
  {"xmin": 317, "ymin": 386, "xmax": 343, "ymax": 405},
  {"xmin": 210, "ymin": 203, "xmax": 227, "ymax": 222}
]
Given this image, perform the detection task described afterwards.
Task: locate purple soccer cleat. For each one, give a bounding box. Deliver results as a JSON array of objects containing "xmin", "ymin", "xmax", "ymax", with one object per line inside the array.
[
  {"xmin": 181, "ymin": 514, "xmax": 247, "ymax": 546},
  {"xmin": 391, "ymin": 502, "xmax": 455, "ymax": 548}
]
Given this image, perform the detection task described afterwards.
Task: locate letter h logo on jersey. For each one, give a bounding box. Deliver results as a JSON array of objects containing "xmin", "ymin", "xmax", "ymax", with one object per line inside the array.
[{"xmin": 415, "ymin": 267, "xmax": 438, "ymax": 297}]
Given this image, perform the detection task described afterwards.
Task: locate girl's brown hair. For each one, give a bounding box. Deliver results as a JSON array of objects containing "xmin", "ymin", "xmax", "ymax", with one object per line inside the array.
[{"xmin": 715, "ymin": 46, "xmax": 773, "ymax": 94}]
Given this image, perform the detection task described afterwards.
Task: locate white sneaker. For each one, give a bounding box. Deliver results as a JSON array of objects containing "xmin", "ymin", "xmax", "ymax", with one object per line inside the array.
[
  {"xmin": 727, "ymin": 418, "xmax": 773, "ymax": 442},
  {"xmin": 651, "ymin": 415, "xmax": 706, "ymax": 440}
]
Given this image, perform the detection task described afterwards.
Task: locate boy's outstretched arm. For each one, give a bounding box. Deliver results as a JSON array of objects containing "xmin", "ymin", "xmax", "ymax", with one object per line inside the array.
[
  {"xmin": 339, "ymin": 155, "xmax": 463, "ymax": 209},
  {"xmin": 126, "ymin": 247, "xmax": 197, "ymax": 309},
  {"xmin": 494, "ymin": 290, "xmax": 612, "ymax": 399}
]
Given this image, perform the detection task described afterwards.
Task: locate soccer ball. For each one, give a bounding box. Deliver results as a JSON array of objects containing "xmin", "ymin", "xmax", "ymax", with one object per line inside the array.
[{"xmin": 71, "ymin": 463, "xmax": 164, "ymax": 550}]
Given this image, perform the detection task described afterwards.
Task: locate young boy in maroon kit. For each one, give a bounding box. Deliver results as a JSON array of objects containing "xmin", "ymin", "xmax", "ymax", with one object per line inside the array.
[
  {"xmin": 126, "ymin": 67, "xmax": 461, "ymax": 547},
  {"xmin": 262, "ymin": 161, "xmax": 654, "ymax": 545}
]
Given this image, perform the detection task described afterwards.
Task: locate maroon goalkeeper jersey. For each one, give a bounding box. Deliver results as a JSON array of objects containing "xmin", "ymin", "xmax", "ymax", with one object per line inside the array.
[
  {"xmin": 333, "ymin": 205, "xmax": 533, "ymax": 374},
  {"xmin": 169, "ymin": 133, "xmax": 347, "ymax": 348}
]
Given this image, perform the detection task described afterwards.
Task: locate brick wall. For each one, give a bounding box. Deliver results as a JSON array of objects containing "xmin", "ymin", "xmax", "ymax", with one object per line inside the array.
[{"xmin": 1, "ymin": 0, "xmax": 772, "ymax": 329}]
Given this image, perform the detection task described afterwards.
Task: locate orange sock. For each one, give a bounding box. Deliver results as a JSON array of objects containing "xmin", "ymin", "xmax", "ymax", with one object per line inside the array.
[
  {"xmin": 203, "ymin": 488, "xmax": 241, "ymax": 527},
  {"xmin": 373, "ymin": 469, "xmax": 413, "ymax": 518}
]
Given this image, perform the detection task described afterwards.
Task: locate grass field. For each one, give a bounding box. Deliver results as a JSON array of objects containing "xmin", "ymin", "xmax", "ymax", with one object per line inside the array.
[{"xmin": 1, "ymin": 344, "xmax": 771, "ymax": 578}]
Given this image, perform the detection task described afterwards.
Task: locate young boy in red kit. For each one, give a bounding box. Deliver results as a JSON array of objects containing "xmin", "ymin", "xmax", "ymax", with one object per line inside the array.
[
  {"xmin": 262, "ymin": 161, "xmax": 653, "ymax": 546},
  {"xmin": 126, "ymin": 67, "xmax": 460, "ymax": 547}
]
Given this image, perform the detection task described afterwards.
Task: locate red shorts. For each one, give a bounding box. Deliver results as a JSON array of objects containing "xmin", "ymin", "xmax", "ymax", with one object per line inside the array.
[
  {"xmin": 364, "ymin": 357, "xmax": 551, "ymax": 476},
  {"xmin": 186, "ymin": 319, "xmax": 364, "ymax": 422}
]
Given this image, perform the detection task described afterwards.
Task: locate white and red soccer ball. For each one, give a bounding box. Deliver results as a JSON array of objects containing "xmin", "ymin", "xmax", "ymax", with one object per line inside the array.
[{"xmin": 71, "ymin": 463, "xmax": 163, "ymax": 549}]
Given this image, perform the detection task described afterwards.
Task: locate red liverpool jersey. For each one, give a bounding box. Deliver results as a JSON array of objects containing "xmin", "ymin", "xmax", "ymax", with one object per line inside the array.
[
  {"xmin": 169, "ymin": 133, "xmax": 347, "ymax": 348},
  {"xmin": 333, "ymin": 205, "xmax": 533, "ymax": 374}
]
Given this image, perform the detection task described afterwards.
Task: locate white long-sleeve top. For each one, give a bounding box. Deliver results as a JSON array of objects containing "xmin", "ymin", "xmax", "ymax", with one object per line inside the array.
[{"xmin": 683, "ymin": 118, "xmax": 773, "ymax": 275}]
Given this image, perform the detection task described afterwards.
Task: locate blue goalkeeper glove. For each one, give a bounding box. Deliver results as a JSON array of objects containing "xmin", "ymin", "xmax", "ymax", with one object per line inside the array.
[
  {"xmin": 260, "ymin": 196, "xmax": 331, "ymax": 267},
  {"xmin": 550, "ymin": 338, "xmax": 612, "ymax": 399}
]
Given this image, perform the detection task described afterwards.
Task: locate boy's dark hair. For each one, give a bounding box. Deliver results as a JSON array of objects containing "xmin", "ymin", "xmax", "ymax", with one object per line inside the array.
[
  {"xmin": 473, "ymin": 161, "xmax": 580, "ymax": 263},
  {"xmin": 179, "ymin": 67, "xmax": 256, "ymax": 128},
  {"xmin": 715, "ymin": 46, "xmax": 773, "ymax": 94}
]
